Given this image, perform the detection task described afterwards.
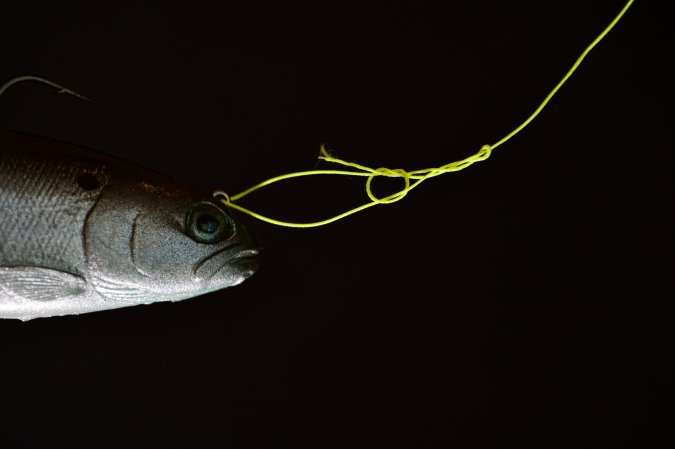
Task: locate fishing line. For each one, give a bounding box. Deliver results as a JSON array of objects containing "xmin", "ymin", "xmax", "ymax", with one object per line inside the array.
[{"xmin": 219, "ymin": 0, "xmax": 635, "ymax": 228}]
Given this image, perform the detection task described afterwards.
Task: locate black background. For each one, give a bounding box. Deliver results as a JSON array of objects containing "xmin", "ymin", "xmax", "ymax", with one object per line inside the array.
[{"xmin": 0, "ymin": 1, "xmax": 673, "ymax": 448}]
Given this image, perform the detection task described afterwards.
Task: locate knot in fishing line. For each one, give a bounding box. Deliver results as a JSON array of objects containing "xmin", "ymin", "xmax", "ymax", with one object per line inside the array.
[
  {"xmin": 477, "ymin": 144, "xmax": 492, "ymax": 159},
  {"xmin": 365, "ymin": 167, "xmax": 411, "ymax": 204}
]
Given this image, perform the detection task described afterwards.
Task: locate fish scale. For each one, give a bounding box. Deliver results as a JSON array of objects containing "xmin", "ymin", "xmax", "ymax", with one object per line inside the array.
[{"xmin": 0, "ymin": 139, "xmax": 101, "ymax": 277}]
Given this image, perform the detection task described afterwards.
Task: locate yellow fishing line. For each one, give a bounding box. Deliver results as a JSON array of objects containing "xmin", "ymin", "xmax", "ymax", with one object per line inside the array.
[{"xmin": 221, "ymin": 0, "xmax": 634, "ymax": 228}]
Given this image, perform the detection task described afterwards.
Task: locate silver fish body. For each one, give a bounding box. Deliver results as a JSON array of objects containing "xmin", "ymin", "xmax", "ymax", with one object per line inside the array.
[{"xmin": 0, "ymin": 130, "xmax": 258, "ymax": 320}]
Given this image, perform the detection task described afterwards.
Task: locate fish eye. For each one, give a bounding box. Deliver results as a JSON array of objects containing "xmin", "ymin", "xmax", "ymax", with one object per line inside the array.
[{"xmin": 185, "ymin": 201, "xmax": 234, "ymax": 244}]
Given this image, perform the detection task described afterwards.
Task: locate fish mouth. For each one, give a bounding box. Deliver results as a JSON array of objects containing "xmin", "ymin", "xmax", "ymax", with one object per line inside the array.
[
  {"xmin": 194, "ymin": 247, "xmax": 260, "ymax": 284},
  {"xmin": 210, "ymin": 249, "xmax": 259, "ymax": 285}
]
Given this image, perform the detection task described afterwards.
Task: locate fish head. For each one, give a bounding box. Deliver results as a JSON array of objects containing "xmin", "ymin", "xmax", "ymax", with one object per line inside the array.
[{"xmin": 84, "ymin": 179, "xmax": 258, "ymax": 304}]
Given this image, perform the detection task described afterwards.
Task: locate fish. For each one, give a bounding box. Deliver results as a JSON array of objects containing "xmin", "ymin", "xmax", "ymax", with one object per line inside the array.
[{"xmin": 0, "ymin": 128, "xmax": 258, "ymax": 320}]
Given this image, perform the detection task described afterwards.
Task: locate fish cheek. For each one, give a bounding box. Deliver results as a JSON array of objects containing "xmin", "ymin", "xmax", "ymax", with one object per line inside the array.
[{"xmin": 130, "ymin": 211, "xmax": 208, "ymax": 285}]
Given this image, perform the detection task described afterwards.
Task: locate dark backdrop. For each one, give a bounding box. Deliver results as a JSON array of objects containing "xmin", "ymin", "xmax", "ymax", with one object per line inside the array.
[{"xmin": 0, "ymin": 1, "xmax": 672, "ymax": 448}]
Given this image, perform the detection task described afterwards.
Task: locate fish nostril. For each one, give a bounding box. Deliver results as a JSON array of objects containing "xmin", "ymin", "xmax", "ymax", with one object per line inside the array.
[{"xmin": 77, "ymin": 172, "xmax": 100, "ymax": 191}]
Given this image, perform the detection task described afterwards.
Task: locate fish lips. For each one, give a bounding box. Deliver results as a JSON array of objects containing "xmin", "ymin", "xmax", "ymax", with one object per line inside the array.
[{"xmin": 194, "ymin": 246, "xmax": 260, "ymax": 288}]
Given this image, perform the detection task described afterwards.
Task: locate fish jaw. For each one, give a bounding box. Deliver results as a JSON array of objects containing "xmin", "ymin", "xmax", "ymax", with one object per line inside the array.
[{"xmin": 195, "ymin": 247, "xmax": 260, "ymax": 293}]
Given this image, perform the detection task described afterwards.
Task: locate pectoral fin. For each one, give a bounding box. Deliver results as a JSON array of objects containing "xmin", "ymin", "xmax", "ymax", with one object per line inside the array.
[{"xmin": 0, "ymin": 266, "xmax": 87, "ymax": 302}]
